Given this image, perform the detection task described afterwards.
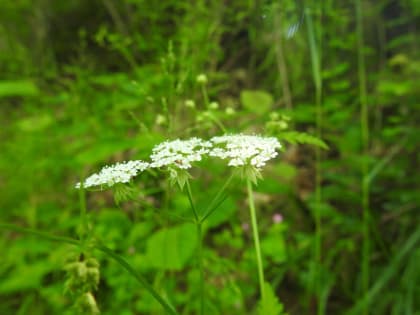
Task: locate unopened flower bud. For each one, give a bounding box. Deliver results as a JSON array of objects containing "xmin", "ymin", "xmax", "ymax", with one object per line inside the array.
[
  {"xmin": 270, "ymin": 112, "xmax": 280, "ymax": 121},
  {"xmin": 209, "ymin": 102, "xmax": 219, "ymax": 110},
  {"xmin": 196, "ymin": 74, "xmax": 208, "ymax": 84},
  {"xmin": 155, "ymin": 114, "xmax": 167, "ymax": 125},
  {"xmin": 278, "ymin": 121, "xmax": 288, "ymax": 129},
  {"xmin": 225, "ymin": 107, "xmax": 235, "ymax": 115},
  {"xmin": 185, "ymin": 100, "xmax": 196, "ymax": 108}
]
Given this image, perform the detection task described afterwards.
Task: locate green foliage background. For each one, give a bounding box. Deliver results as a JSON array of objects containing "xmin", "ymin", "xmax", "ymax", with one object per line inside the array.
[{"xmin": 0, "ymin": 0, "xmax": 419, "ymax": 314}]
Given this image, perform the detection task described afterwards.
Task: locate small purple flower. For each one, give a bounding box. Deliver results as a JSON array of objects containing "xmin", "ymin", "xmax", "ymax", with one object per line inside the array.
[{"xmin": 272, "ymin": 213, "xmax": 283, "ymax": 224}]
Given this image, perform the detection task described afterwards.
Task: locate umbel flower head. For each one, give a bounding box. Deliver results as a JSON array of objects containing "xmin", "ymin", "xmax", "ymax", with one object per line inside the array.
[
  {"xmin": 75, "ymin": 134, "xmax": 282, "ymax": 190},
  {"xmin": 75, "ymin": 160, "xmax": 149, "ymax": 189},
  {"xmin": 210, "ymin": 134, "xmax": 281, "ymax": 183},
  {"xmin": 150, "ymin": 137, "xmax": 212, "ymax": 170},
  {"xmin": 150, "ymin": 137, "xmax": 212, "ymax": 189}
]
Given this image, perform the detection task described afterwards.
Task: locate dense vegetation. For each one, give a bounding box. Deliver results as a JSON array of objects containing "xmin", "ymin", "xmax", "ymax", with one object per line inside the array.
[{"xmin": 1, "ymin": 1, "xmax": 419, "ymax": 314}]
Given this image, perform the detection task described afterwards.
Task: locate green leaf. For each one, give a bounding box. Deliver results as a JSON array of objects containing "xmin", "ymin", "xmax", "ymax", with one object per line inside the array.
[
  {"xmin": 75, "ymin": 138, "xmax": 137, "ymax": 164},
  {"xmin": 261, "ymin": 233, "xmax": 287, "ymax": 264},
  {"xmin": 0, "ymin": 261, "xmax": 54, "ymax": 294},
  {"xmin": 0, "ymin": 80, "xmax": 39, "ymax": 98},
  {"xmin": 277, "ymin": 131, "xmax": 328, "ymax": 149},
  {"xmin": 145, "ymin": 223, "xmax": 197, "ymax": 271},
  {"xmin": 240, "ymin": 90, "xmax": 273, "ymax": 114},
  {"xmin": 17, "ymin": 114, "xmax": 53, "ymax": 132},
  {"xmin": 205, "ymin": 197, "xmax": 236, "ymax": 228},
  {"xmin": 258, "ymin": 282, "xmax": 286, "ymax": 315}
]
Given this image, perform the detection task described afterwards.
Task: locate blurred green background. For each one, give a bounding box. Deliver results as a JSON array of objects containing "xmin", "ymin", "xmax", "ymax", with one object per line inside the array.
[{"xmin": 1, "ymin": 0, "xmax": 419, "ymax": 314}]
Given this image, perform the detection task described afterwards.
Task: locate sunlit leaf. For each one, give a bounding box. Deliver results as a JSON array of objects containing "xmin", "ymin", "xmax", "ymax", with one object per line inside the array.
[
  {"xmin": 240, "ymin": 90, "xmax": 274, "ymax": 114},
  {"xmin": 145, "ymin": 223, "xmax": 197, "ymax": 271},
  {"xmin": 0, "ymin": 80, "xmax": 39, "ymax": 98}
]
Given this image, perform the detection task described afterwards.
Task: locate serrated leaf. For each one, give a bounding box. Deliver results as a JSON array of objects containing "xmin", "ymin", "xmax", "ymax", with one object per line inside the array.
[
  {"xmin": 258, "ymin": 282, "xmax": 286, "ymax": 315},
  {"xmin": 278, "ymin": 131, "xmax": 328, "ymax": 149}
]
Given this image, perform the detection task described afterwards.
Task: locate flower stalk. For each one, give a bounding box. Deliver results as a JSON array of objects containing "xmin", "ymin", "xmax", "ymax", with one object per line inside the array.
[
  {"xmin": 185, "ymin": 179, "xmax": 204, "ymax": 315},
  {"xmin": 247, "ymin": 179, "xmax": 266, "ymax": 301}
]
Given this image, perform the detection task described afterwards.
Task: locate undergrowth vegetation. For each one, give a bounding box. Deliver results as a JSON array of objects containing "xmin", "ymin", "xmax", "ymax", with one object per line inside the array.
[{"xmin": 1, "ymin": 1, "xmax": 419, "ymax": 314}]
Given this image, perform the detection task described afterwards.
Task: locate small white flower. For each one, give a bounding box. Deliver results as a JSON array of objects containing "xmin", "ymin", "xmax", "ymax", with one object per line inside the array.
[
  {"xmin": 210, "ymin": 134, "xmax": 281, "ymax": 169},
  {"xmin": 150, "ymin": 137, "xmax": 212, "ymax": 170},
  {"xmin": 75, "ymin": 160, "xmax": 149, "ymax": 189}
]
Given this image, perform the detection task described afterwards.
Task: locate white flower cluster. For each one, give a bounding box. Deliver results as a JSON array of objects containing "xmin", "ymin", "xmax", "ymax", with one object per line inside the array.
[
  {"xmin": 76, "ymin": 134, "xmax": 281, "ymax": 189},
  {"xmin": 75, "ymin": 160, "xmax": 149, "ymax": 189},
  {"xmin": 210, "ymin": 134, "xmax": 281, "ymax": 169},
  {"xmin": 150, "ymin": 137, "xmax": 212, "ymax": 169}
]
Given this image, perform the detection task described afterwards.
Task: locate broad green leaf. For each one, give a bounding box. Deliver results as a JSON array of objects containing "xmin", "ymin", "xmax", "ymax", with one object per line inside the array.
[
  {"xmin": 145, "ymin": 223, "xmax": 197, "ymax": 271},
  {"xmin": 17, "ymin": 114, "xmax": 52, "ymax": 132},
  {"xmin": 75, "ymin": 138, "xmax": 137, "ymax": 164},
  {"xmin": 240, "ymin": 90, "xmax": 273, "ymax": 114},
  {"xmin": 205, "ymin": 197, "xmax": 236, "ymax": 228},
  {"xmin": 94, "ymin": 209, "xmax": 132, "ymax": 249},
  {"xmin": 0, "ymin": 80, "xmax": 39, "ymax": 98},
  {"xmin": 261, "ymin": 233, "xmax": 287, "ymax": 264},
  {"xmin": 274, "ymin": 162, "xmax": 297, "ymax": 181},
  {"xmin": 0, "ymin": 262, "xmax": 53, "ymax": 294}
]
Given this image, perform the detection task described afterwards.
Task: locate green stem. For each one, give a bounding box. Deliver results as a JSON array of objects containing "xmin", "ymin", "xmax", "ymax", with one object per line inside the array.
[
  {"xmin": 306, "ymin": 5, "xmax": 323, "ymax": 313},
  {"xmin": 344, "ymin": 228, "xmax": 420, "ymax": 315},
  {"xmin": 246, "ymin": 179, "xmax": 266, "ymax": 301},
  {"xmin": 201, "ymin": 85, "xmax": 210, "ymax": 108},
  {"xmin": 207, "ymin": 112, "xmax": 227, "ymax": 133},
  {"xmin": 0, "ymin": 223, "xmax": 80, "ymax": 246},
  {"xmin": 356, "ymin": 1, "xmax": 370, "ymax": 314},
  {"xmin": 78, "ymin": 180, "xmax": 89, "ymax": 243},
  {"xmin": 201, "ymin": 173, "xmax": 234, "ymax": 222},
  {"xmin": 184, "ymin": 179, "xmax": 204, "ymax": 315},
  {"xmin": 185, "ymin": 180, "xmax": 199, "ymax": 222},
  {"xmin": 0, "ymin": 223, "xmax": 178, "ymax": 315},
  {"xmin": 197, "ymin": 222, "xmax": 204, "ymax": 315},
  {"xmin": 95, "ymin": 242, "xmax": 177, "ymax": 315}
]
